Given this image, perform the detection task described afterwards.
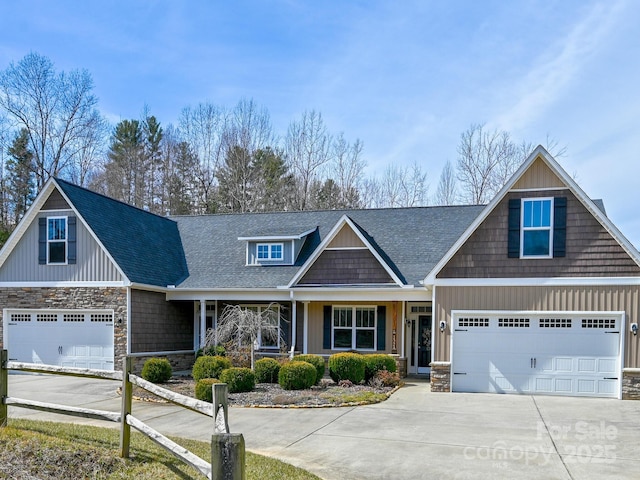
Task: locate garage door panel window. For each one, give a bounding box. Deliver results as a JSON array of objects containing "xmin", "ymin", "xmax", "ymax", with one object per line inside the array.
[
  {"xmin": 332, "ymin": 306, "xmax": 376, "ymax": 350},
  {"xmin": 582, "ymin": 318, "xmax": 616, "ymax": 329},
  {"xmin": 498, "ymin": 318, "xmax": 530, "ymax": 328},
  {"xmin": 540, "ymin": 318, "xmax": 572, "ymax": 328}
]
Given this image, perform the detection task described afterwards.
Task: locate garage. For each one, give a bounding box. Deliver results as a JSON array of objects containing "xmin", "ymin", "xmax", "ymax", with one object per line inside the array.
[
  {"xmin": 4, "ymin": 309, "xmax": 114, "ymax": 370},
  {"xmin": 451, "ymin": 311, "xmax": 623, "ymax": 398}
]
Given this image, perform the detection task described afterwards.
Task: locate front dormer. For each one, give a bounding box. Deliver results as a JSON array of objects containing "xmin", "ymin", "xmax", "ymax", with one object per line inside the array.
[{"xmin": 239, "ymin": 228, "xmax": 316, "ymax": 266}]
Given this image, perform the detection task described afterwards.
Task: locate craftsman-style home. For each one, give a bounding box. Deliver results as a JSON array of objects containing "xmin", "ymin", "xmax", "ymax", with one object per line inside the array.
[{"xmin": 1, "ymin": 146, "xmax": 639, "ymax": 399}]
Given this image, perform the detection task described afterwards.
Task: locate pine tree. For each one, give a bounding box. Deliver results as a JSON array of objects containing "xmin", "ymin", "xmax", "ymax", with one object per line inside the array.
[{"xmin": 6, "ymin": 128, "xmax": 35, "ymax": 224}]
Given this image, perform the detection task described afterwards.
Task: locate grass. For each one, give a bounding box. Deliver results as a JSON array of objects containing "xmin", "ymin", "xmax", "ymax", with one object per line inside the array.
[
  {"xmin": 319, "ymin": 390, "xmax": 389, "ymax": 404},
  {"xmin": 0, "ymin": 419, "xmax": 322, "ymax": 480}
]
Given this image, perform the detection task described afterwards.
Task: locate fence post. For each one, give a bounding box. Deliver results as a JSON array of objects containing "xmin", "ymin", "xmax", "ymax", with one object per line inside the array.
[
  {"xmin": 0, "ymin": 350, "xmax": 7, "ymax": 427},
  {"xmin": 211, "ymin": 382, "xmax": 245, "ymax": 480},
  {"xmin": 119, "ymin": 356, "xmax": 133, "ymax": 458}
]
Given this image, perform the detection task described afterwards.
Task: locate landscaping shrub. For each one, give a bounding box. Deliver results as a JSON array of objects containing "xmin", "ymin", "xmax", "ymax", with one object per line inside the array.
[
  {"xmin": 219, "ymin": 367, "xmax": 256, "ymax": 393},
  {"xmin": 195, "ymin": 378, "xmax": 222, "ymax": 402},
  {"xmin": 278, "ymin": 361, "xmax": 316, "ymax": 390},
  {"xmin": 141, "ymin": 357, "xmax": 172, "ymax": 384},
  {"xmin": 294, "ymin": 354, "xmax": 325, "ymax": 384},
  {"xmin": 328, "ymin": 352, "xmax": 366, "ymax": 384},
  {"xmin": 364, "ymin": 354, "xmax": 397, "ymax": 381},
  {"xmin": 254, "ymin": 357, "xmax": 281, "ymax": 383},
  {"xmin": 192, "ymin": 355, "xmax": 231, "ymax": 381},
  {"xmin": 195, "ymin": 345, "xmax": 226, "ymax": 358},
  {"xmin": 368, "ymin": 370, "xmax": 401, "ymax": 388}
]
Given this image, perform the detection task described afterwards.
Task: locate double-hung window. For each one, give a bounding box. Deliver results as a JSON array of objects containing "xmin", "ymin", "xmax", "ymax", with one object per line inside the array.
[
  {"xmin": 256, "ymin": 243, "xmax": 283, "ymax": 261},
  {"xmin": 47, "ymin": 217, "xmax": 67, "ymax": 264},
  {"xmin": 332, "ymin": 306, "xmax": 376, "ymax": 350},
  {"xmin": 521, "ymin": 198, "xmax": 553, "ymax": 258}
]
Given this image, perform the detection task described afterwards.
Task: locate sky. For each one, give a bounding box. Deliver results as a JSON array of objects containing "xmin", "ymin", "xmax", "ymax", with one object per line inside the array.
[{"xmin": 1, "ymin": 0, "xmax": 640, "ymax": 246}]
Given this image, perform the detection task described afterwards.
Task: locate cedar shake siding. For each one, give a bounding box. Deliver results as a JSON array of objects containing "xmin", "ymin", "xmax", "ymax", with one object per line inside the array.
[
  {"xmin": 434, "ymin": 285, "xmax": 640, "ymax": 368},
  {"xmin": 130, "ymin": 289, "xmax": 193, "ymax": 353},
  {"xmin": 298, "ymin": 250, "xmax": 394, "ymax": 285},
  {"xmin": 438, "ymin": 189, "xmax": 640, "ymax": 278}
]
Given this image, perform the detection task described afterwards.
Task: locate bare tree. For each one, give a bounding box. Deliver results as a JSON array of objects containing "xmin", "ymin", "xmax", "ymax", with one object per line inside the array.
[
  {"xmin": 67, "ymin": 113, "xmax": 109, "ymax": 187},
  {"xmin": 332, "ymin": 133, "xmax": 365, "ymax": 208},
  {"xmin": 365, "ymin": 162, "xmax": 428, "ymax": 208},
  {"xmin": 179, "ymin": 102, "xmax": 227, "ymax": 213},
  {"xmin": 0, "ymin": 52, "xmax": 102, "ymax": 188},
  {"xmin": 434, "ymin": 159, "xmax": 457, "ymax": 206},
  {"xmin": 285, "ymin": 110, "xmax": 332, "ymax": 210},
  {"xmin": 213, "ymin": 304, "xmax": 286, "ymax": 369}
]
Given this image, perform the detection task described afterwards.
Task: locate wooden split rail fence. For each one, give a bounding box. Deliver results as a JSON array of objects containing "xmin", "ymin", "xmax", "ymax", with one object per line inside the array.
[{"xmin": 0, "ymin": 350, "xmax": 245, "ymax": 480}]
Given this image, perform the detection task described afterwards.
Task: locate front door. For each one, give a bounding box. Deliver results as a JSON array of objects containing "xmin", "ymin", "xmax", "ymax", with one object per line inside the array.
[
  {"xmin": 417, "ymin": 314, "xmax": 432, "ymax": 374},
  {"xmin": 407, "ymin": 312, "xmax": 432, "ymax": 374}
]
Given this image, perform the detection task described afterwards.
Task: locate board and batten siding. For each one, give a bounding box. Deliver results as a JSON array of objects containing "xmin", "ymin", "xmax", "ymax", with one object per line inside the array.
[
  {"xmin": 0, "ymin": 210, "xmax": 122, "ymax": 283},
  {"xmin": 434, "ymin": 285, "xmax": 640, "ymax": 369},
  {"xmin": 437, "ymin": 189, "xmax": 640, "ymax": 278}
]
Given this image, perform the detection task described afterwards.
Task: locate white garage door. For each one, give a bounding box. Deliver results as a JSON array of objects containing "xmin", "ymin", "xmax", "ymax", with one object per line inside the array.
[
  {"xmin": 5, "ymin": 309, "xmax": 114, "ymax": 370},
  {"xmin": 451, "ymin": 311, "xmax": 622, "ymax": 398}
]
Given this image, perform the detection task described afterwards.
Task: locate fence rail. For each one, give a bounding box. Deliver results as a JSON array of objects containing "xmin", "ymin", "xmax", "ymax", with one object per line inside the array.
[{"xmin": 0, "ymin": 350, "xmax": 244, "ymax": 480}]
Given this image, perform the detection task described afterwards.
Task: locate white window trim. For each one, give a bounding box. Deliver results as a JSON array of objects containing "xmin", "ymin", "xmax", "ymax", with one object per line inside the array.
[
  {"xmin": 239, "ymin": 303, "xmax": 281, "ymax": 350},
  {"xmin": 256, "ymin": 242, "xmax": 284, "ymax": 261},
  {"xmin": 47, "ymin": 216, "xmax": 68, "ymax": 265},
  {"xmin": 520, "ymin": 197, "xmax": 553, "ymax": 259},
  {"xmin": 331, "ymin": 305, "xmax": 377, "ymax": 351}
]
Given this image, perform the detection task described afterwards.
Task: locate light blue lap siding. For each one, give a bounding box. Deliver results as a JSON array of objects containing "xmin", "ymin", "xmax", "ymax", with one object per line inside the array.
[{"xmin": 0, "ymin": 210, "xmax": 123, "ymax": 283}]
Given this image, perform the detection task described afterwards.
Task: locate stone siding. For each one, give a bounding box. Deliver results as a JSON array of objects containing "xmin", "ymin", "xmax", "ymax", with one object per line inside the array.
[
  {"xmin": 430, "ymin": 361, "xmax": 451, "ymax": 392},
  {"xmin": 394, "ymin": 356, "xmax": 407, "ymax": 378},
  {"xmin": 0, "ymin": 287, "xmax": 128, "ymax": 367},
  {"xmin": 622, "ymin": 369, "xmax": 640, "ymax": 400}
]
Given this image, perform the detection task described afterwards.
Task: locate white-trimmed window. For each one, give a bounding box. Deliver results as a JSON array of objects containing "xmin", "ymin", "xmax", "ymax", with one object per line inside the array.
[
  {"xmin": 243, "ymin": 304, "xmax": 281, "ymax": 349},
  {"xmin": 521, "ymin": 198, "xmax": 553, "ymax": 258},
  {"xmin": 332, "ymin": 306, "xmax": 376, "ymax": 350},
  {"xmin": 47, "ymin": 216, "xmax": 67, "ymax": 264},
  {"xmin": 256, "ymin": 243, "xmax": 283, "ymax": 261}
]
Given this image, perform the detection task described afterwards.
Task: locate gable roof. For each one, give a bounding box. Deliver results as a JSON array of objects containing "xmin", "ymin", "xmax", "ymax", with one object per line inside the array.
[
  {"xmin": 424, "ymin": 145, "xmax": 640, "ymax": 284},
  {"xmin": 172, "ymin": 205, "xmax": 484, "ymax": 289},
  {"xmin": 55, "ymin": 178, "xmax": 189, "ymax": 287}
]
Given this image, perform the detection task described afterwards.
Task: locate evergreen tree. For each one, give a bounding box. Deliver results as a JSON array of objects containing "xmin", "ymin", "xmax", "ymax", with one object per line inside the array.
[{"xmin": 6, "ymin": 128, "xmax": 35, "ymax": 223}]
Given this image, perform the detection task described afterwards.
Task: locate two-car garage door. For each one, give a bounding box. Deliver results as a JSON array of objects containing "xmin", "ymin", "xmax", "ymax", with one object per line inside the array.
[
  {"xmin": 451, "ymin": 311, "xmax": 622, "ymax": 398},
  {"xmin": 5, "ymin": 309, "xmax": 114, "ymax": 370}
]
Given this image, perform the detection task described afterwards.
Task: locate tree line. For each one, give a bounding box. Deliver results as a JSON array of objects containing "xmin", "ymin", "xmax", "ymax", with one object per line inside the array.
[{"xmin": 0, "ymin": 52, "xmax": 563, "ymax": 244}]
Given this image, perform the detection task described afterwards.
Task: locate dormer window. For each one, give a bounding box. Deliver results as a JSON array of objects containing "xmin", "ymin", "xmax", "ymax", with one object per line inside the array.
[{"xmin": 257, "ymin": 243, "xmax": 283, "ymax": 261}]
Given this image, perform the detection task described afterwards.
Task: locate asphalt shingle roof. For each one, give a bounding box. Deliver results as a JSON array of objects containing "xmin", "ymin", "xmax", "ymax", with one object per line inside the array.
[
  {"xmin": 55, "ymin": 178, "xmax": 189, "ymax": 287},
  {"xmin": 172, "ymin": 205, "xmax": 485, "ymax": 289}
]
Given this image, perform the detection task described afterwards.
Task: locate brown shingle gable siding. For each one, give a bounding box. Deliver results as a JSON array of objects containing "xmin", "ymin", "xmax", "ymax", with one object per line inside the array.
[
  {"xmin": 298, "ymin": 249, "xmax": 394, "ymax": 285},
  {"xmin": 438, "ymin": 189, "xmax": 640, "ymax": 278}
]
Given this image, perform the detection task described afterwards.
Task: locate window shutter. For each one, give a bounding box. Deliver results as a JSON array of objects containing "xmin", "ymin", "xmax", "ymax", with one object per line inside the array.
[
  {"xmin": 323, "ymin": 306, "xmax": 332, "ymax": 349},
  {"xmin": 508, "ymin": 199, "xmax": 521, "ymax": 258},
  {"xmin": 553, "ymin": 197, "xmax": 567, "ymax": 257},
  {"xmin": 38, "ymin": 218, "xmax": 47, "ymax": 264},
  {"xmin": 376, "ymin": 306, "xmax": 386, "ymax": 351},
  {"xmin": 67, "ymin": 216, "xmax": 77, "ymax": 264}
]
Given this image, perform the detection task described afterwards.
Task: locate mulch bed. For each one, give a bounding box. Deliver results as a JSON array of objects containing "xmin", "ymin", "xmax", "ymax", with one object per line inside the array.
[{"xmin": 131, "ymin": 376, "xmax": 399, "ymax": 407}]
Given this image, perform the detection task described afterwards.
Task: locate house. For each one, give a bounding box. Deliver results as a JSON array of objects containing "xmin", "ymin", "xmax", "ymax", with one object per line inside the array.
[{"xmin": 1, "ymin": 146, "xmax": 639, "ymax": 399}]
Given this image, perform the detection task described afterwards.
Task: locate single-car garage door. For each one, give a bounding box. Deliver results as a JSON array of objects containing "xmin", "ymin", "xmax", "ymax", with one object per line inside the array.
[
  {"xmin": 4, "ymin": 309, "xmax": 114, "ymax": 370},
  {"xmin": 451, "ymin": 311, "xmax": 623, "ymax": 398}
]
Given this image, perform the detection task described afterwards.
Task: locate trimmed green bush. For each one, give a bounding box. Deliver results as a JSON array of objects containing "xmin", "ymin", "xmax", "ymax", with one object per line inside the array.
[
  {"xmin": 141, "ymin": 357, "xmax": 172, "ymax": 384},
  {"xmin": 294, "ymin": 354, "xmax": 325, "ymax": 384},
  {"xmin": 195, "ymin": 345, "xmax": 226, "ymax": 358},
  {"xmin": 278, "ymin": 361, "xmax": 316, "ymax": 390},
  {"xmin": 328, "ymin": 352, "xmax": 366, "ymax": 384},
  {"xmin": 220, "ymin": 367, "xmax": 255, "ymax": 393},
  {"xmin": 192, "ymin": 355, "xmax": 232, "ymax": 381},
  {"xmin": 364, "ymin": 354, "xmax": 397, "ymax": 381},
  {"xmin": 195, "ymin": 378, "xmax": 222, "ymax": 402},
  {"xmin": 254, "ymin": 357, "xmax": 281, "ymax": 383}
]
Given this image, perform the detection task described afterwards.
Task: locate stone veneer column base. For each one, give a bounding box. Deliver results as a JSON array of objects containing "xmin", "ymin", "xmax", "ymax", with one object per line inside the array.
[
  {"xmin": 392, "ymin": 356, "xmax": 407, "ymax": 378},
  {"xmin": 430, "ymin": 361, "xmax": 451, "ymax": 392},
  {"xmin": 622, "ymin": 368, "xmax": 640, "ymax": 400}
]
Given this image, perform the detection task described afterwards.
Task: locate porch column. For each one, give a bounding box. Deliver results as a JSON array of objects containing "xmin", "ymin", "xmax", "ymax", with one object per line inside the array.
[
  {"xmin": 400, "ymin": 301, "xmax": 406, "ymax": 358},
  {"xmin": 290, "ymin": 298, "xmax": 297, "ymax": 355},
  {"xmin": 303, "ymin": 301, "xmax": 309, "ymax": 354},
  {"xmin": 200, "ymin": 299, "xmax": 206, "ymax": 349}
]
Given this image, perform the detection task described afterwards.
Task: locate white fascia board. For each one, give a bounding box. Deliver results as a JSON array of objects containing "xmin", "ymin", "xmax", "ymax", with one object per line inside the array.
[
  {"xmin": 0, "ymin": 281, "xmax": 127, "ymax": 288},
  {"xmin": 434, "ymin": 277, "xmax": 640, "ymax": 287},
  {"xmin": 287, "ymin": 215, "xmax": 405, "ymax": 288},
  {"xmin": 289, "ymin": 287, "xmax": 430, "ymax": 302},
  {"xmin": 424, "ymin": 145, "xmax": 640, "ymax": 284}
]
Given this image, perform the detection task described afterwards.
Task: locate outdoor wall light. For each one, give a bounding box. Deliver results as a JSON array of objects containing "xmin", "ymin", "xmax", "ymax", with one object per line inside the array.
[
  {"xmin": 631, "ymin": 323, "xmax": 638, "ymax": 336},
  {"xmin": 439, "ymin": 320, "xmax": 446, "ymax": 332}
]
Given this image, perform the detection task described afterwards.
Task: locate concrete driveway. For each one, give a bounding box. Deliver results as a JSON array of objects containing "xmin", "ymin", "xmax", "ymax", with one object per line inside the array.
[{"xmin": 7, "ymin": 374, "xmax": 640, "ymax": 480}]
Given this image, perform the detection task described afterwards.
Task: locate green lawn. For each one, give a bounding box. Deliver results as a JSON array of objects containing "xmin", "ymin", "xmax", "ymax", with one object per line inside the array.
[{"xmin": 1, "ymin": 419, "xmax": 322, "ymax": 480}]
